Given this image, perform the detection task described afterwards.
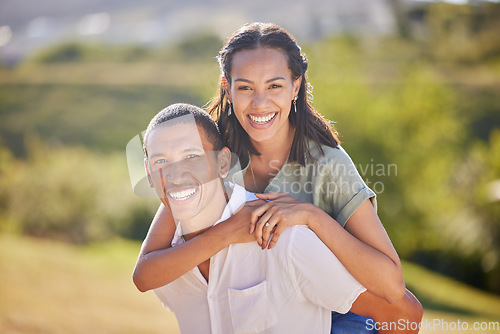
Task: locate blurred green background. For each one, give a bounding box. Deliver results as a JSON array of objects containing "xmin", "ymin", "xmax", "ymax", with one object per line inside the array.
[{"xmin": 1, "ymin": 1, "xmax": 500, "ymax": 333}]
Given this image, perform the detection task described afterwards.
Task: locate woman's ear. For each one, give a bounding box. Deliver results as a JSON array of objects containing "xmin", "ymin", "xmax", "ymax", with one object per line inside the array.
[
  {"xmin": 217, "ymin": 147, "xmax": 231, "ymax": 178},
  {"xmin": 292, "ymin": 75, "xmax": 302, "ymax": 97},
  {"xmin": 221, "ymin": 75, "xmax": 232, "ymax": 101},
  {"xmin": 144, "ymin": 159, "xmax": 154, "ymax": 188}
]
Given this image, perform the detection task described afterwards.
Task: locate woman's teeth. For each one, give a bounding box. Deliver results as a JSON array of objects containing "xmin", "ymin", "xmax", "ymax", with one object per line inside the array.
[
  {"xmin": 249, "ymin": 113, "xmax": 277, "ymax": 124},
  {"xmin": 168, "ymin": 188, "xmax": 196, "ymax": 200}
]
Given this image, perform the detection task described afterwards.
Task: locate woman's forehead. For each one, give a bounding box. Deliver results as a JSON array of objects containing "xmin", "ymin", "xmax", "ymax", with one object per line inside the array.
[{"xmin": 231, "ymin": 47, "xmax": 290, "ymax": 77}]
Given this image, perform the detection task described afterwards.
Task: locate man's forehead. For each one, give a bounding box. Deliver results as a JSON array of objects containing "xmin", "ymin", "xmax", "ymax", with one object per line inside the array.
[{"xmin": 147, "ymin": 120, "xmax": 213, "ymax": 153}]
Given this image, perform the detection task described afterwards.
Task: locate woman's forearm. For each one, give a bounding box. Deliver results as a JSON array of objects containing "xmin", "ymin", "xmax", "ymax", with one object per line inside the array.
[
  {"xmin": 133, "ymin": 222, "xmax": 231, "ymax": 292},
  {"xmin": 308, "ymin": 205, "xmax": 405, "ymax": 303}
]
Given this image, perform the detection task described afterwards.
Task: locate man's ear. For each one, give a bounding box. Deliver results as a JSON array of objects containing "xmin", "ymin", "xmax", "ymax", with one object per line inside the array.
[
  {"xmin": 144, "ymin": 159, "xmax": 154, "ymax": 188},
  {"xmin": 217, "ymin": 147, "xmax": 231, "ymax": 178},
  {"xmin": 221, "ymin": 75, "xmax": 232, "ymax": 101}
]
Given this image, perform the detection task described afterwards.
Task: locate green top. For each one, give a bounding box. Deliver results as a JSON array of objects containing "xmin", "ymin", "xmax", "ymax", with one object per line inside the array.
[{"xmin": 229, "ymin": 141, "xmax": 376, "ymax": 227}]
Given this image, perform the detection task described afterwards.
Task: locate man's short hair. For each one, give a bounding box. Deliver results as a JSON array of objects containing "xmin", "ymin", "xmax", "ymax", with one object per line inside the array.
[{"xmin": 143, "ymin": 103, "xmax": 224, "ymax": 157}]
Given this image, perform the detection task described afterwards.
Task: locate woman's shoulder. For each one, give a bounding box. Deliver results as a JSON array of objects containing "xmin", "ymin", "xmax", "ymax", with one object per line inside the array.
[{"xmin": 306, "ymin": 139, "xmax": 354, "ymax": 167}]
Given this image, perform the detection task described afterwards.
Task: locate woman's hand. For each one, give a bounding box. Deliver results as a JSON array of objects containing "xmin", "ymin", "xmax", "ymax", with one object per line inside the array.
[
  {"xmin": 251, "ymin": 192, "xmax": 320, "ymax": 250},
  {"xmin": 220, "ymin": 199, "xmax": 268, "ymax": 245}
]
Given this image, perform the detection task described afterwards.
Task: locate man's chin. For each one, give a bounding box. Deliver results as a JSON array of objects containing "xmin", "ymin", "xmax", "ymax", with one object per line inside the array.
[{"xmin": 170, "ymin": 206, "xmax": 201, "ymax": 223}]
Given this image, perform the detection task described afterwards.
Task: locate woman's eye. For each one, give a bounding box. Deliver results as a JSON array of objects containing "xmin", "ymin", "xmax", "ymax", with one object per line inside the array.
[
  {"xmin": 237, "ymin": 85, "xmax": 251, "ymax": 91},
  {"xmin": 270, "ymin": 84, "xmax": 282, "ymax": 89}
]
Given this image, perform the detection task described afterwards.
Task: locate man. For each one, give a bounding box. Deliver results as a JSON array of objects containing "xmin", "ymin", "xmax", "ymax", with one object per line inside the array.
[{"xmin": 135, "ymin": 103, "xmax": 421, "ymax": 334}]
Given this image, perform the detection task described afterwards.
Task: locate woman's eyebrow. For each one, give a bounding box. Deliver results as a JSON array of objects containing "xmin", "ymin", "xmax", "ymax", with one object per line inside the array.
[{"xmin": 234, "ymin": 77, "xmax": 286, "ymax": 84}]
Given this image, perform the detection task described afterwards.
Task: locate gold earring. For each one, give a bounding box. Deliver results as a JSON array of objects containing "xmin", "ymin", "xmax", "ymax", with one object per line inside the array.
[
  {"xmin": 293, "ymin": 96, "xmax": 298, "ymax": 113},
  {"xmin": 227, "ymin": 100, "xmax": 232, "ymax": 116}
]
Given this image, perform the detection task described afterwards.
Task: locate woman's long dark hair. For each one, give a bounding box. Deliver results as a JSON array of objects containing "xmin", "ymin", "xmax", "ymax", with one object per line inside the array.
[{"xmin": 207, "ymin": 22, "xmax": 339, "ymax": 167}]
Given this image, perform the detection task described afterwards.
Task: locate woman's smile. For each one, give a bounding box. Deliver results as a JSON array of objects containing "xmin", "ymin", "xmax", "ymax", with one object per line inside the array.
[{"xmin": 248, "ymin": 112, "xmax": 278, "ymax": 126}]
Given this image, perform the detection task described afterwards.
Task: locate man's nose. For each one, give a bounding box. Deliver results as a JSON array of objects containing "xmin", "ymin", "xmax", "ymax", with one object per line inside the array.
[{"xmin": 163, "ymin": 162, "xmax": 185, "ymax": 183}]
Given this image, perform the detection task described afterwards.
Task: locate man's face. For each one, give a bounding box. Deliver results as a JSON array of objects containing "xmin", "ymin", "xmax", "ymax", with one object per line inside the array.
[{"xmin": 146, "ymin": 121, "xmax": 221, "ymax": 223}]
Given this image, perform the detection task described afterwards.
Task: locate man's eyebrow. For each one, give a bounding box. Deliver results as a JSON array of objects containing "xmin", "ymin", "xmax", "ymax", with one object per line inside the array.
[
  {"xmin": 182, "ymin": 147, "xmax": 204, "ymax": 153},
  {"xmin": 148, "ymin": 153, "xmax": 164, "ymax": 160},
  {"xmin": 234, "ymin": 77, "xmax": 286, "ymax": 84},
  {"xmin": 149, "ymin": 146, "xmax": 204, "ymax": 159}
]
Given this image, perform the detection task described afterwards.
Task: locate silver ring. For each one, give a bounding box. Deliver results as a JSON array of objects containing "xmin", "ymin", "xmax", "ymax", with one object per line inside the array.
[{"xmin": 265, "ymin": 222, "xmax": 272, "ymax": 228}]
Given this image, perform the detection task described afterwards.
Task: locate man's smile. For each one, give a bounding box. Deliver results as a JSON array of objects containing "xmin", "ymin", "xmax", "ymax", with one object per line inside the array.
[{"xmin": 168, "ymin": 187, "xmax": 197, "ymax": 202}]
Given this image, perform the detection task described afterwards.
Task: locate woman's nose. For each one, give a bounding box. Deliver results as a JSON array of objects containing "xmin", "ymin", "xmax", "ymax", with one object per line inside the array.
[{"xmin": 251, "ymin": 90, "xmax": 269, "ymax": 108}]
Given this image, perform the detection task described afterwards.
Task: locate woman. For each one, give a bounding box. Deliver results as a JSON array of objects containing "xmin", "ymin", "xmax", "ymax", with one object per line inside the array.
[{"xmin": 134, "ymin": 22, "xmax": 422, "ymax": 333}]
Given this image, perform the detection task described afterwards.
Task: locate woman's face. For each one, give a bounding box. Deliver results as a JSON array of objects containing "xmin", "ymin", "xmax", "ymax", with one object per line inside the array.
[{"xmin": 226, "ymin": 47, "xmax": 301, "ymax": 145}]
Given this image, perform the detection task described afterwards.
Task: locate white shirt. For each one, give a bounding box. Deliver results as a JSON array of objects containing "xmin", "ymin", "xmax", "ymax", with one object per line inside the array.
[{"xmin": 154, "ymin": 184, "xmax": 366, "ymax": 334}]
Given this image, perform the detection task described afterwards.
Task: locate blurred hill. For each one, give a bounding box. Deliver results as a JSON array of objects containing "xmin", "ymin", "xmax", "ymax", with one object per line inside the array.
[{"xmin": 0, "ymin": 0, "xmax": 396, "ymax": 64}]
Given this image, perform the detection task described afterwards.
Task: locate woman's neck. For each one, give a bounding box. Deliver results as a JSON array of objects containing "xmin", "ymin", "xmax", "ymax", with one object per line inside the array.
[
  {"xmin": 245, "ymin": 126, "xmax": 295, "ymax": 193},
  {"xmin": 250, "ymin": 125, "xmax": 295, "ymax": 164}
]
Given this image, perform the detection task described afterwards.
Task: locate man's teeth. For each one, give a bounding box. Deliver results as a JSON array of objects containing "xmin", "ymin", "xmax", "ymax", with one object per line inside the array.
[
  {"xmin": 168, "ymin": 188, "xmax": 196, "ymax": 200},
  {"xmin": 249, "ymin": 113, "xmax": 277, "ymax": 124}
]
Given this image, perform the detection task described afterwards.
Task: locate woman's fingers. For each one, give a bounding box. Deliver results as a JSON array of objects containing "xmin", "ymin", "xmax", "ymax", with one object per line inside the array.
[
  {"xmin": 243, "ymin": 199, "xmax": 267, "ymax": 234},
  {"xmin": 254, "ymin": 208, "xmax": 274, "ymax": 246},
  {"xmin": 249, "ymin": 201, "xmax": 273, "ymax": 226},
  {"xmin": 254, "ymin": 192, "xmax": 287, "ymax": 200},
  {"xmin": 261, "ymin": 216, "xmax": 279, "ymax": 249},
  {"xmin": 267, "ymin": 223, "xmax": 285, "ymax": 249}
]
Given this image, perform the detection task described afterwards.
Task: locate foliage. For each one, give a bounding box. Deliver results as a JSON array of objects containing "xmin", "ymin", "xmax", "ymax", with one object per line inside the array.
[
  {"xmin": 0, "ymin": 84, "xmax": 205, "ymax": 157},
  {"xmin": 30, "ymin": 32, "xmax": 223, "ymax": 64},
  {"xmin": 0, "ymin": 139, "xmax": 158, "ymax": 243},
  {"xmin": 306, "ymin": 33, "xmax": 500, "ymax": 292},
  {"xmin": 424, "ymin": 3, "xmax": 500, "ymax": 63},
  {"xmin": 171, "ymin": 32, "xmax": 223, "ymax": 62}
]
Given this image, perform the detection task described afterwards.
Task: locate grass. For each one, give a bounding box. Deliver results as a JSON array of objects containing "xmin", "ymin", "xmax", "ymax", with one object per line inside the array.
[
  {"xmin": 0, "ymin": 234, "xmax": 179, "ymax": 334},
  {"xmin": 403, "ymin": 262, "xmax": 500, "ymax": 334},
  {"xmin": 1, "ymin": 233, "xmax": 500, "ymax": 334}
]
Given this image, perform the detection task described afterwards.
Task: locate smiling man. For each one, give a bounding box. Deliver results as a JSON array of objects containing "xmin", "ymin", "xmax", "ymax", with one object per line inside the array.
[{"xmin": 134, "ymin": 103, "xmax": 420, "ymax": 334}]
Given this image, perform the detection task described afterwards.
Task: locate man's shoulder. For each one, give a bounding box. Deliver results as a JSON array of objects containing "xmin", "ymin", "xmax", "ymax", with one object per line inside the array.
[{"xmin": 271, "ymin": 226, "xmax": 325, "ymax": 259}]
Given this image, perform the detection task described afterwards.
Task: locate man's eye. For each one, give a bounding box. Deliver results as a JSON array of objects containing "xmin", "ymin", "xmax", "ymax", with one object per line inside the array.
[
  {"xmin": 154, "ymin": 159, "xmax": 167, "ymax": 165},
  {"xmin": 186, "ymin": 154, "xmax": 200, "ymax": 159}
]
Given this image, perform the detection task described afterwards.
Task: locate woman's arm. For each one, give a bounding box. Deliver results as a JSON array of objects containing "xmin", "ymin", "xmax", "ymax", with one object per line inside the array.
[
  {"xmin": 133, "ymin": 202, "xmax": 259, "ymax": 292},
  {"xmin": 313, "ymin": 198, "xmax": 405, "ymax": 303},
  {"xmin": 351, "ymin": 289, "xmax": 423, "ymax": 334},
  {"xmin": 253, "ymin": 193, "xmax": 405, "ymax": 304}
]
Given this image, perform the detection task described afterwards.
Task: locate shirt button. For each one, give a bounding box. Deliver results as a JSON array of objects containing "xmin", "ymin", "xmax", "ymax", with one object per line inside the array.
[{"xmin": 208, "ymin": 294, "xmax": 215, "ymax": 300}]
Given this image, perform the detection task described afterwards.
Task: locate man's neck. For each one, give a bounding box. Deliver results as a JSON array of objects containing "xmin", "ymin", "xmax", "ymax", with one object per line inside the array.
[{"xmin": 180, "ymin": 182, "xmax": 229, "ymax": 242}]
